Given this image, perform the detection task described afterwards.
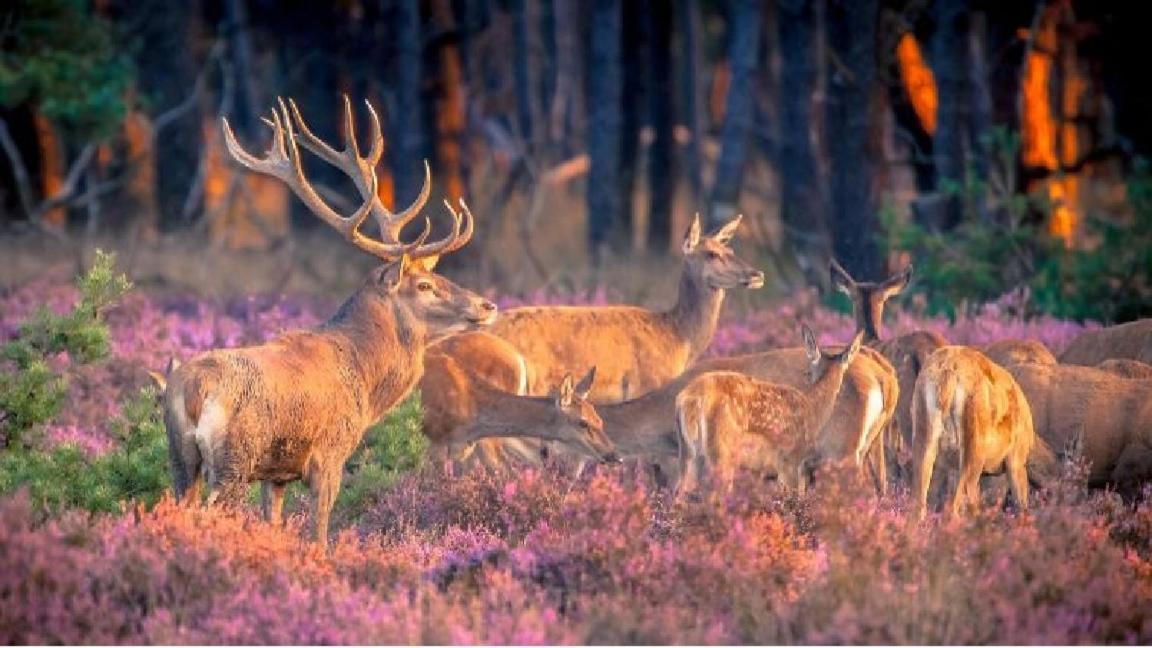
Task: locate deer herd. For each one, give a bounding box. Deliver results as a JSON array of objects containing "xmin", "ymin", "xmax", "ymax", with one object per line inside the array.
[{"xmin": 151, "ymin": 96, "xmax": 1152, "ymax": 546}]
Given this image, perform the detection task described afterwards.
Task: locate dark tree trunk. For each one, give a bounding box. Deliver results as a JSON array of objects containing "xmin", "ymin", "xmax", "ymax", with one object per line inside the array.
[
  {"xmin": 511, "ymin": 0, "xmax": 534, "ymax": 143},
  {"xmin": 135, "ymin": 0, "xmax": 201, "ymax": 231},
  {"xmin": 539, "ymin": 0, "xmax": 558, "ymax": 152},
  {"xmin": 618, "ymin": 0, "xmax": 649, "ymax": 247},
  {"xmin": 825, "ymin": 0, "xmax": 881, "ymax": 279},
  {"xmin": 709, "ymin": 0, "xmax": 762, "ymax": 228},
  {"xmin": 931, "ymin": 0, "xmax": 969, "ymax": 229},
  {"xmin": 647, "ymin": 0, "xmax": 676, "ymax": 251},
  {"xmin": 777, "ymin": 0, "xmax": 827, "ymax": 267},
  {"xmin": 551, "ymin": 0, "xmax": 585, "ymax": 156},
  {"xmin": 967, "ymin": 10, "xmax": 993, "ymax": 191},
  {"xmin": 677, "ymin": 0, "xmax": 704, "ymax": 213},
  {"xmin": 393, "ymin": 0, "xmax": 426, "ymax": 212},
  {"xmin": 586, "ymin": 0, "xmax": 623, "ymax": 258}
]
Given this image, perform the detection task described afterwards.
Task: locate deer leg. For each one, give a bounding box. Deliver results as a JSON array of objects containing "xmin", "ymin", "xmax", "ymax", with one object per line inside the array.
[
  {"xmin": 913, "ymin": 431, "xmax": 939, "ymax": 519},
  {"xmin": 1007, "ymin": 452, "xmax": 1030, "ymax": 512},
  {"xmin": 951, "ymin": 460, "xmax": 982, "ymax": 518},
  {"xmin": 310, "ymin": 469, "xmax": 343, "ymax": 550},
  {"xmin": 261, "ymin": 481, "xmax": 288, "ymax": 525}
]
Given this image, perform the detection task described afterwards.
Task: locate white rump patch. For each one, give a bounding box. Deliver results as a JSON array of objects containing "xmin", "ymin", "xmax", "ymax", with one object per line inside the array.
[
  {"xmin": 857, "ymin": 384, "xmax": 885, "ymax": 464},
  {"xmin": 194, "ymin": 398, "xmax": 227, "ymax": 484}
]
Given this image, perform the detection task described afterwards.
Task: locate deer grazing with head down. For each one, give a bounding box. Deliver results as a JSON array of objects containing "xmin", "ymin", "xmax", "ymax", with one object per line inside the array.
[
  {"xmin": 429, "ymin": 214, "xmax": 764, "ymax": 405},
  {"xmin": 676, "ymin": 326, "xmax": 865, "ymax": 495},
  {"xmin": 161, "ymin": 97, "xmax": 496, "ymax": 548},
  {"xmin": 422, "ymin": 354, "xmax": 618, "ymax": 472},
  {"xmin": 911, "ymin": 346, "xmax": 1040, "ymax": 518}
]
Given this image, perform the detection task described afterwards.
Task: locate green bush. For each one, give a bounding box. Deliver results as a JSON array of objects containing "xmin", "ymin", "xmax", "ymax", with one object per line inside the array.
[
  {"xmin": 0, "ymin": 387, "xmax": 169, "ymax": 516},
  {"xmin": 336, "ymin": 394, "xmax": 429, "ymax": 516},
  {"xmin": 880, "ymin": 128, "xmax": 1152, "ymax": 323},
  {"xmin": 0, "ymin": 249, "xmax": 131, "ymax": 448}
]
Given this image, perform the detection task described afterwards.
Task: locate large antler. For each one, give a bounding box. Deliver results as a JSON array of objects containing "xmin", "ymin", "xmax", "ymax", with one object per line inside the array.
[{"xmin": 221, "ymin": 96, "xmax": 473, "ymax": 261}]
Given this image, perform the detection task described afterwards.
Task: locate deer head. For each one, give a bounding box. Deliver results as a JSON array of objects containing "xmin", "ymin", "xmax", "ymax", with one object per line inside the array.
[
  {"xmin": 222, "ymin": 96, "xmax": 496, "ymax": 336},
  {"xmin": 548, "ymin": 367, "xmax": 618, "ymax": 463},
  {"xmin": 682, "ymin": 214, "xmax": 765, "ymax": 290},
  {"xmin": 802, "ymin": 324, "xmax": 865, "ymax": 384},
  {"xmin": 830, "ymin": 259, "xmax": 911, "ymax": 341}
]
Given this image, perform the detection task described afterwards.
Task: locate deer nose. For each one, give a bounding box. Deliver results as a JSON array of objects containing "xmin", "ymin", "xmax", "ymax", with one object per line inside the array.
[
  {"xmin": 745, "ymin": 270, "xmax": 765, "ymax": 288},
  {"xmin": 480, "ymin": 300, "xmax": 497, "ymax": 312}
]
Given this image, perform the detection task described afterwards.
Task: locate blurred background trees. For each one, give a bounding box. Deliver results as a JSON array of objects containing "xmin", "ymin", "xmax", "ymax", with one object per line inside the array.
[{"xmin": 1, "ymin": 0, "xmax": 1150, "ymax": 321}]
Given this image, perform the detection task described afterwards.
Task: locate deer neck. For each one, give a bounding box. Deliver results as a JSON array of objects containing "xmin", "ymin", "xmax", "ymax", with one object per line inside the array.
[
  {"xmin": 600, "ymin": 391, "xmax": 680, "ymax": 457},
  {"xmin": 463, "ymin": 387, "xmax": 556, "ymax": 443},
  {"xmin": 804, "ymin": 363, "xmax": 849, "ymax": 432},
  {"xmin": 856, "ymin": 302, "xmax": 883, "ymax": 343},
  {"xmin": 664, "ymin": 269, "xmax": 725, "ymax": 361},
  {"xmin": 322, "ymin": 290, "xmax": 427, "ymax": 420}
]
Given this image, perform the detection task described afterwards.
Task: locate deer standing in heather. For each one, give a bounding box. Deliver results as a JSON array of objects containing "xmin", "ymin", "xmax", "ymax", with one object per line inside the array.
[
  {"xmin": 911, "ymin": 346, "xmax": 1039, "ymax": 518},
  {"xmin": 1060, "ymin": 319, "xmax": 1152, "ymax": 366},
  {"xmin": 429, "ymin": 214, "xmax": 764, "ymax": 405},
  {"xmin": 999, "ymin": 361, "xmax": 1152, "ymax": 494},
  {"xmin": 422, "ymin": 354, "xmax": 618, "ymax": 471},
  {"xmin": 161, "ymin": 97, "xmax": 496, "ymax": 548},
  {"xmin": 676, "ymin": 326, "xmax": 865, "ymax": 495}
]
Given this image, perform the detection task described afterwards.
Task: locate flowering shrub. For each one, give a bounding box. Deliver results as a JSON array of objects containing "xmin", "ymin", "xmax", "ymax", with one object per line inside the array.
[{"xmin": 4, "ymin": 272, "xmax": 1141, "ymax": 644}]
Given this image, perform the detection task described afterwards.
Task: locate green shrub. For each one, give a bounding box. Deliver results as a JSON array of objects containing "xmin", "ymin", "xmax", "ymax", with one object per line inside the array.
[
  {"xmin": 0, "ymin": 387, "xmax": 169, "ymax": 516},
  {"xmin": 336, "ymin": 394, "xmax": 428, "ymax": 516},
  {"xmin": 0, "ymin": 249, "xmax": 131, "ymax": 448}
]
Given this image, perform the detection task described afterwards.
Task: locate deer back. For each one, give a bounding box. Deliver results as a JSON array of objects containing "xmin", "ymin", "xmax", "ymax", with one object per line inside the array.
[{"xmin": 1060, "ymin": 319, "xmax": 1152, "ymax": 366}]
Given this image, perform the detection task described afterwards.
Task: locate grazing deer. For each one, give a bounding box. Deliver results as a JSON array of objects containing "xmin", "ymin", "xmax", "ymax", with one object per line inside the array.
[
  {"xmin": 980, "ymin": 339, "xmax": 1057, "ymax": 368},
  {"xmin": 1060, "ymin": 319, "xmax": 1152, "ymax": 366},
  {"xmin": 423, "ymin": 354, "xmax": 617, "ymax": 471},
  {"xmin": 1096, "ymin": 358, "xmax": 1152, "ymax": 380},
  {"xmin": 161, "ymin": 97, "xmax": 496, "ymax": 548},
  {"xmin": 999, "ymin": 361, "xmax": 1152, "ymax": 495},
  {"xmin": 676, "ymin": 326, "xmax": 865, "ymax": 495},
  {"xmin": 443, "ymin": 214, "xmax": 764, "ymax": 403},
  {"xmin": 911, "ymin": 346, "xmax": 1037, "ymax": 518}
]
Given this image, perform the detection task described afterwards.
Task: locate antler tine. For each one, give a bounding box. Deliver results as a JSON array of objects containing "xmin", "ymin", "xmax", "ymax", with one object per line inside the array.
[
  {"xmin": 378, "ymin": 160, "xmax": 433, "ymax": 240},
  {"xmin": 397, "ymin": 198, "xmax": 473, "ymax": 260},
  {"xmin": 363, "ymin": 99, "xmax": 384, "ymax": 167},
  {"xmin": 440, "ymin": 198, "xmax": 476, "ymax": 254},
  {"xmin": 340, "ymin": 94, "xmax": 362, "ymax": 160}
]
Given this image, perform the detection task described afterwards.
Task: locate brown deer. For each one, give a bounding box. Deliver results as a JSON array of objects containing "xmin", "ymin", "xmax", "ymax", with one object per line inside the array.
[
  {"xmin": 981, "ymin": 339, "xmax": 1057, "ymax": 367},
  {"xmin": 423, "ymin": 353, "xmax": 617, "ymax": 471},
  {"xmin": 442, "ymin": 214, "xmax": 764, "ymax": 403},
  {"xmin": 675, "ymin": 326, "xmax": 865, "ymax": 495},
  {"xmin": 911, "ymin": 346, "xmax": 1037, "ymax": 518},
  {"xmin": 829, "ymin": 259, "xmax": 939, "ymax": 486},
  {"xmin": 1096, "ymin": 358, "xmax": 1152, "ymax": 379},
  {"xmin": 161, "ymin": 97, "xmax": 495, "ymax": 548},
  {"xmin": 998, "ymin": 361, "xmax": 1152, "ymax": 495},
  {"xmin": 1060, "ymin": 319, "xmax": 1152, "ymax": 366}
]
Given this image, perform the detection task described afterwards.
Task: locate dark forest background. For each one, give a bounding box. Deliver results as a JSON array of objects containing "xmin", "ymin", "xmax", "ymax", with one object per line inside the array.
[{"xmin": 2, "ymin": 0, "xmax": 1151, "ymax": 321}]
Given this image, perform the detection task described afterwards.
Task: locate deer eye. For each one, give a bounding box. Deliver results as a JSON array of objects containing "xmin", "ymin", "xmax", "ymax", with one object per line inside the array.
[
  {"xmin": 417, "ymin": 281, "xmax": 434, "ymax": 292},
  {"xmin": 707, "ymin": 251, "xmax": 721, "ymax": 260},
  {"xmin": 579, "ymin": 420, "xmax": 591, "ymax": 430}
]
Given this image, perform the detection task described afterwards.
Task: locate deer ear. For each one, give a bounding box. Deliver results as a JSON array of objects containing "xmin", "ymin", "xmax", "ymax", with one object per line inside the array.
[
  {"xmin": 709, "ymin": 214, "xmax": 743, "ymax": 245},
  {"xmin": 556, "ymin": 373, "xmax": 575, "ymax": 407},
  {"xmin": 841, "ymin": 330, "xmax": 865, "ymax": 365},
  {"xmin": 574, "ymin": 366, "xmax": 597, "ymax": 397},
  {"xmin": 879, "ymin": 264, "xmax": 912, "ymax": 299},
  {"xmin": 682, "ymin": 213, "xmax": 702, "ymax": 253},
  {"xmin": 379, "ymin": 255, "xmax": 410, "ymax": 293},
  {"xmin": 830, "ymin": 258, "xmax": 855, "ymax": 296},
  {"xmin": 801, "ymin": 324, "xmax": 820, "ymax": 363}
]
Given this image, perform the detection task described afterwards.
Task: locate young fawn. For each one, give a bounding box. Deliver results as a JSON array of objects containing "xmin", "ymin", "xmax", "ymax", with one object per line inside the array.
[
  {"xmin": 911, "ymin": 346, "xmax": 1038, "ymax": 518},
  {"xmin": 675, "ymin": 326, "xmax": 865, "ymax": 496},
  {"xmin": 162, "ymin": 96, "xmax": 495, "ymax": 548}
]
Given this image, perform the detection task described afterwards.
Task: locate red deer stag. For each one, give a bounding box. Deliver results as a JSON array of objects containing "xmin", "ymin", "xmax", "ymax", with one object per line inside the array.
[{"xmin": 162, "ymin": 97, "xmax": 495, "ymax": 548}]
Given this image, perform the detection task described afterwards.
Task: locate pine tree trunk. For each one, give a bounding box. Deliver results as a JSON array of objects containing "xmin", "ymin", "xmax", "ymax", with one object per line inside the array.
[
  {"xmin": 585, "ymin": 0, "xmax": 623, "ymax": 258},
  {"xmin": 709, "ymin": 0, "xmax": 762, "ymax": 228},
  {"xmin": 777, "ymin": 0, "xmax": 827, "ymax": 268},
  {"xmin": 931, "ymin": 0, "xmax": 969, "ymax": 230},
  {"xmin": 677, "ymin": 0, "xmax": 704, "ymax": 213},
  {"xmin": 647, "ymin": 0, "xmax": 676, "ymax": 251},
  {"xmin": 825, "ymin": 0, "xmax": 881, "ymax": 278},
  {"xmin": 136, "ymin": 0, "xmax": 201, "ymax": 231},
  {"xmin": 393, "ymin": 0, "xmax": 426, "ymax": 210}
]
